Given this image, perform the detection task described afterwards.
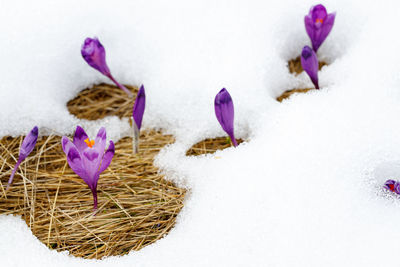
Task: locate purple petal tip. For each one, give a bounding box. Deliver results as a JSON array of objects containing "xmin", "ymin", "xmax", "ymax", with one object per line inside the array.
[
  {"xmin": 304, "ymin": 4, "xmax": 335, "ymax": 52},
  {"xmin": 132, "ymin": 85, "xmax": 146, "ymax": 130},
  {"xmin": 384, "ymin": 179, "xmax": 400, "ymax": 194},
  {"xmin": 81, "ymin": 37, "xmax": 110, "ymax": 76},
  {"xmin": 301, "ymin": 46, "xmax": 319, "ymax": 89},
  {"xmin": 214, "ymin": 88, "xmax": 236, "ymax": 146},
  {"xmin": 19, "ymin": 126, "xmax": 39, "ymax": 160}
]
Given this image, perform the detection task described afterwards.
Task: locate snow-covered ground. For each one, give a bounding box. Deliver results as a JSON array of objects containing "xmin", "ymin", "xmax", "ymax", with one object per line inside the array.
[{"xmin": 1, "ymin": 0, "xmax": 400, "ymax": 266}]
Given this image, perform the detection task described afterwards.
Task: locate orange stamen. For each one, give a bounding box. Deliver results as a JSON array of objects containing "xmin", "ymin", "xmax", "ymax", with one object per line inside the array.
[
  {"xmin": 315, "ymin": 18, "xmax": 323, "ymax": 23},
  {"xmin": 84, "ymin": 138, "xmax": 95, "ymax": 148}
]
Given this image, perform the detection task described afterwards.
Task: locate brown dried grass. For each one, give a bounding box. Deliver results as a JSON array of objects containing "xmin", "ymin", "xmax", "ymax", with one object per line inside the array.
[
  {"xmin": 0, "ymin": 85, "xmax": 186, "ymax": 259},
  {"xmin": 67, "ymin": 83, "xmax": 137, "ymax": 120},
  {"xmin": 277, "ymin": 57, "xmax": 328, "ymax": 102},
  {"xmin": 186, "ymin": 137, "xmax": 244, "ymax": 156},
  {"xmin": 276, "ymin": 88, "xmax": 314, "ymax": 102}
]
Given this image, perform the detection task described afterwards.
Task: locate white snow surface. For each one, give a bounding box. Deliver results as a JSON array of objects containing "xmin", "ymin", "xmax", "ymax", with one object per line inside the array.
[{"xmin": 1, "ymin": 0, "xmax": 400, "ymax": 266}]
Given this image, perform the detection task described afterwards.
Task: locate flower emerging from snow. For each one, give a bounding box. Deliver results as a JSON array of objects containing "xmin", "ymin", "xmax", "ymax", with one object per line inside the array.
[
  {"xmin": 7, "ymin": 126, "xmax": 39, "ymax": 189},
  {"xmin": 62, "ymin": 126, "xmax": 115, "ymax": 212},
  {"xmin": 81, "ymin": 37, "xmax": 133, "ymax": 97},
  {"xmin": 304, "ymin": 4, "xmax": 336, "ymax": 52},
  {"xmin": 214, "ymin": 88, "xmax": 238, "ymax": 147},
  {"xmin": 132, "ymin": 85, "xmax": 146, "ymax": 153},
  {"xmin": 384, "ymin": 180, "xmax": 400, "ymax": 194},
  {"xmin": 301, "ymin": 46, "xmax": 319, "ymax": 89}
]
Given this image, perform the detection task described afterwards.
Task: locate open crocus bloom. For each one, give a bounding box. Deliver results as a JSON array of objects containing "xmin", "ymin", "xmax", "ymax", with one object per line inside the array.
[
  {"xmin": 62, "ymin": 126, "xmax": 115, "ymax": 211},
  {"xmin": 301, "ymin": 45, "xmax": 319, "ymax": 89},
  {"xmin": 81, "ymin": 37, "xmax": 133, "ymax": 97},
  {"xmin": 384, "ymin": 180, "xmax": 400, "ymax": 194},
  {"xmin": 7, "ymin": 126, "xmax": 39, "ymax": 189},
  {"xmin": 214, "ymin": 88, "xmax": 238, "ymax": 147},
  {"xmin": 304, "ymin": 4, "xmax": 336, "ymax": 52}
]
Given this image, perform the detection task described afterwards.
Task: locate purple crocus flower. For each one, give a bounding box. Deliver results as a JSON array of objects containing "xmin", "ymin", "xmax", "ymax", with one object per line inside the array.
[
  {"xmin": 81, "ymin": 37, "xmax": 133, "ymax": 98},
  {"xmin": 301, "ymin": 46, "xmax": 319, "ymax": 89},
  {"xmin": 7, "ymin": 126, "xmax": 39, "ymax": 190},
  {"xmin": 384, "ymin": 179, "xmax": 400, "ymax": 194},
  {"xmin": 133, "ymin": 85, "xmax": 146, "ymax": 131},
  {"xmin": 214, "ymin": 88, "xmax": 238, "ymax": 147},
  {"xmin": 62, "ymin": 126, "xmax": 115, "ymax": 212},
  {"xmin": 132, "ymin": 85, "xmax": 146, "ymax": 153},
  {"xmin": 304, "ymin": 4, "xmax": 336, "ymax": 52}
]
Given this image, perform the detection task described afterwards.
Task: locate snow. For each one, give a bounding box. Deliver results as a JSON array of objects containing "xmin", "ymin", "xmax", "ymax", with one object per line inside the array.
[{"xmin": 1, "ymin": 0, "xmax": 400, "ymax": 266}]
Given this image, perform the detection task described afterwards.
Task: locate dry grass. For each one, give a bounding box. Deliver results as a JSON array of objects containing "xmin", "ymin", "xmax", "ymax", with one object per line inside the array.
[
  {"xmin": 67, "ymin": 83, "xmax": 137, "ymax": 120},
  {"xmin": 276, "ymin": 88, "xmax": 314, "ymax": 102},
  {"xmin": 0, "ymin": 83, "xmax": 186, "ymax": 259},
  {"xmin": 277, "ymin": 57, "xmax": 328, "ymax": 102},
  {"xmin": 186, "ymin": 137, "xmax": 244, "ymax": 156},
  {"xmin": 0, "ymin": 133, "xmax": 185, "ymax": 259}
]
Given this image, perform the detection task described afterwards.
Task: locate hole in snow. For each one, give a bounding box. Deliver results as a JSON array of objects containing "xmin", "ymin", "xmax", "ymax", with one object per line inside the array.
[
  {"xmin": 0, "ymin": 132, "xmax": 186, "ymax": 259},
  {"xmin": 67, "ymin": 83, "xmax": 137, "ymax": 120},
  {"xmin": 367, "ymin": 161, "xmax": 400, "ymax": 198},
  {"xmin": 186, "ymin": 137, "xmax": 244, "ymax": 156},
  {"xmin": 287, "ymin": 56, "xmax": 328, "ymax": 75},
  {"xmin": 372, "ymin": 161, "xmax": 400, "ymax": 186},
  {"xmin": 276, "ymin": 56, "xmax": 328, "ymax": 102}
]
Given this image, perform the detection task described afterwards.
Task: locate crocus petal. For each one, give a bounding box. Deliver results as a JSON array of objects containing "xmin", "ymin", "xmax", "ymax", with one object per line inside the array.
[
  {"xmin": 214, "ymin": 88, "xmax": 237, "ymax": 147},
  {"xmin": 7, "ymin": 126, "xmax": 38, "ymax": 188},
  {"xmin": 81, "ymin": 147, "xmax": 102, "ymax": 188},
  {"xmin": 19, "ymin": 126, "xmax": 39, "ymax": 160},
  {"xmin": 94, "ymin": 127, "xmax": 107, "ymax": 156},
  {"xmin": 67, "ymin": 148, "xmax": 90, "ymax": 185},
  {"xmin": 73, "ymin": 125, "xmax": 89, "ymax": 153},
  {"xmin": 384, "ymin": 180, "xmax": 397, "ymax": 192},
  {"xmin": 132, "ymin": 85, "xmax": 146, "ymax": 130},
  {"xmin": 62, "ymin": 136, "xmax": 88, "ymax": 181},
  {"xmin": 81, "ymin": 37, "xmax": 110, "ymax": 76},
  {"xmin": 395, "ymin": 183, "xmax": 400, "ymax": 195},
  {"xmin": 301, "ymin": 46, "xmax": 319, "ymax": 89},
  {"xmin": 304, "ymin": 15, "xmax": 314, "ymax": 43},
  {"xmin": 99, "ymin": 141, "xmax": 115, "ymax": 174},
  {"xmin": 62, "ymin": 136, "xmax": 74, "ymax": 155},
  {"xmin": 310, "ymin": 4, "xmax": 327, "ymax": 22},
  {"xmin": 384, "ymin": 180, "xmax": 400, "ymax": 195},
  {"xmin": 81, "ymin": 37, "xmax": 133, "ymax": 98},
  {"xmin": 318, "ymin": 13, "xmax": 336, "ymax": 49},
  {"xmin": 304, "ymin": 4, "xmax": 335, "ymax": 52}
]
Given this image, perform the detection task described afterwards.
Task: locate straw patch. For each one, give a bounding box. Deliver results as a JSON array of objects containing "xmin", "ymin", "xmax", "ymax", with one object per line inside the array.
[
  {"xmin": 277, "ymin": 57, "xmax": 328, "ymax": 101},
  {"xmin": 277, "ymin": 88, "xmax": 314, "ymax": 102},
  {"xmin": 0, "ymin": 131, "xmax": 186, "ymax": 259},
  {"xmin": 67, "ymin": 83, "xmax": 137, "ymax": 120},
  {"xmin": 186, "ymin": 137, "xmax": 244, "ymax": 156}
]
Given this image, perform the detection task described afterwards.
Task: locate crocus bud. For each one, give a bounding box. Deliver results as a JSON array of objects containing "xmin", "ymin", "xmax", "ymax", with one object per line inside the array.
[
  {"xmin": 301, "ymin": 46, "xmax": 319, "ymax": 89},
  {"xmin": 62, "ymin": 126, "xmax": 115, "ymax": 212},
  {"xmin": 81, "ymin": 37, "xmax": 133, "ymax": 97},
  {"xmin": 132, "ymin": 85, "xmax": 146, "ymax": 154},
  {"xmin": 384, "ymin": 180, "xmax": 400, "ymax": 194},
  {"xmin": 214, "ymin": 88, "xmax": 238, "ymax": 147},
  {"xmin": 304, "ymin": 4, "xmax": 336, "ymax": 52},
  {"xmin": 81, "ymin": 37, "xmax": 111, "ymax": 76},
  {"xmin": 133, "ymin": 85, "xmax": 146, "ymax": 131},
  {"xmin": 7, "ymin": 126, "xmax": 39, "ymax": 189}
]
